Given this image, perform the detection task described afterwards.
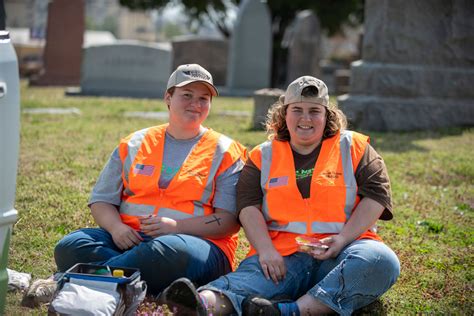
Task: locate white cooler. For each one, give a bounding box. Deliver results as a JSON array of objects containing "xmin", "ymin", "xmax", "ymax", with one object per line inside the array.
[{"xmin": 0, "ymin": 30, "xmax": 20, "ymax": 313}]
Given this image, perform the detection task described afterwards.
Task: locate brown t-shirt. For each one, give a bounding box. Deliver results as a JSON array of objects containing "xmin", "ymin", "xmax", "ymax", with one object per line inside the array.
[{"xmin": 237, "ymin": 142, "xmax": 393, "ymax": 220}]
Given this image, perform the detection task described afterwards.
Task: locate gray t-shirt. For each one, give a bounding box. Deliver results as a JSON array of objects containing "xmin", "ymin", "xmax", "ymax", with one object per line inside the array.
[{"xmin": 89, "ymin": 128, "xmax": 244, "ymax": 213}]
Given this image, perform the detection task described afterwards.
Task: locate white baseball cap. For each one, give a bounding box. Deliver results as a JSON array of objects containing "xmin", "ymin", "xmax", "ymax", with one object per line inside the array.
[
  {"xmin": 167, "ymin": 64, "xmax": 218, "ymax": 96},
  {"xmin": 280, "ymin": 76, "xmax": 329, "ymax": 107}
]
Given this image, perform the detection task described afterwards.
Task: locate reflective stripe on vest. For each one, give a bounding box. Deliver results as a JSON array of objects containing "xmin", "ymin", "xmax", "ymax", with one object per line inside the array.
[
  {"xmin": 119, "ymin": 126, "xmax": 234, "ymax": 219},
  {"xmin": 120, "ymin": 201, "xmax": 155, "ymax": 216},
  {"xmin": 157, "ymin": 207, "xmax": 194, "ymax": 220},
  {"xmin": 268, "ymin": 221, "xmax": 306, "ymax": 234},
  {"xmin": 340, "ymin": 131, "xmax": 357, "ymax": 220},
  {"xmin": 123, "ymin": 127, "xmax": 150, "ymax": 186},
  {"xmin": 260, "ymin": 130, "xmax": 361, "ymax": 234},
  {"xmin": 194, "ymin": 134, "xmax": 233, "ymax": 216},
  {"xmin": 120, "ymin": 202, "xmax": 194, "ymax": 220},
  {"xmin": 260, "ymin": 141, "xmax": 272, "ymax": 221}
]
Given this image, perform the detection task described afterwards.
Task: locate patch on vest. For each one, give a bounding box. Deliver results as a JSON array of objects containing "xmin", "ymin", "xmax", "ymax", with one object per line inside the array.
[
  {"xmin": 133, "ymin": 164, "xmax": 155, "ymax": 176},
  {"xmin": 321, "ymin": 171, "xmax": 342, "ymax": 179},
  {"xmin": 268, "ymin": 176, "xmax": 288, "ymax": 188}
]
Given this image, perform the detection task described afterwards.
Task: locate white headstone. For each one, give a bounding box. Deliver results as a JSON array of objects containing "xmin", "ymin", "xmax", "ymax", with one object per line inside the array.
[
  {"xmin": 124, "ymin": 111, "xmax": 169, "ymax": 120},
  {"xmin": 77, "ymin": 41, "xmax": 172, "ymax": 98},
  {"xmin": 23, "ymin": 107, "xmax": 81, "ymax": 115},
  {"xmin": 226, "ymin": 0, "xmax": 272, "ymax": 95}
]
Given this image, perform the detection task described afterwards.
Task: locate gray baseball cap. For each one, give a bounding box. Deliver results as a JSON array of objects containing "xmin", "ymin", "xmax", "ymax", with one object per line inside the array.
[
  {"xmin": 167, "ymin": 64, "xmax": 218, "ymax": 96},
  {"xmin": 280, "ymin": 76, "xmax": 329, "ymax": 107}
]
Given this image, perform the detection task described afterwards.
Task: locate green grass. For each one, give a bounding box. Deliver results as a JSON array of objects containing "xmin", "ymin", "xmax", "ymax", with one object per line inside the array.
[{"xmin": 5, "ymin": 82, "xmax": 474, "ymax": 314}]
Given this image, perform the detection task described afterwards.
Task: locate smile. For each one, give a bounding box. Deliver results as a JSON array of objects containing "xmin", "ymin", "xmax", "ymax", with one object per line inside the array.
[
  {"xmin": 298, "ymin": 125, "xmax": 313, "ymax": 130},
  {"xmin": 186, "ymin": 109, "xmax": 201, "ymax": 114}
]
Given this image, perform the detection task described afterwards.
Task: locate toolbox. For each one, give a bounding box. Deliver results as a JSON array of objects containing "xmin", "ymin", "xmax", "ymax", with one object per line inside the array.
[
  {"xmin": 49, "ymin": 263, "xmax": 146, "ymax": 316},
  {"xmin": 64, "ymin": 263, "xmax": 140, "ymax": 285}
]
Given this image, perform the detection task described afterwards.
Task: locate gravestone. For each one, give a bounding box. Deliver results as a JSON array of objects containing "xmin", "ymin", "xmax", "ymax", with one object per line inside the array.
[
  {"xmin": 252, "ymin": 88, "xmax": 285, "ymax": 130},
  {"xmin": 68, "ymin": 41, "xmax": 172, "ymax": 98},
  {"xmin": 225, "ymin": 0, "xmax": 272, "ymax": 96},
  {"xmin": 335, "ymin": 69, "xmax": 351, "ymax": 95},
  {"xmin": 124, "ymin": 112, "xmax": 169, "ymax": 120},
  {"xmin": 338, "ymin": 0, "xmax": 474, "ymax": 131},
  {"xmin": 172, "ymin": 36, "xmax": 228, "ymax": 86},
  {"xmin": 32, "ymin": 0, "xmax": 84, "ymax": 86},
  {"xmin": 285, "ymin": 10, "xmax": 321, "ymax": 85},
  {"xmin": 320, "ymin": 60, "xmax": 346, "ymax": 94},
  {"xmin": 23, "ymin": 108, "xmax": 81, "ymax": 115}
]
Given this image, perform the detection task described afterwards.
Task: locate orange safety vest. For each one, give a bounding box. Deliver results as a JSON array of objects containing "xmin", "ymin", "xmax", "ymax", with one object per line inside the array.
[
  {"xmin": 248, "ymin": 130, "xmax": 381, "ymax": 256},
  {"xmin": 117, "ymin": 123, "xmax": 246, "ymax": 268}
]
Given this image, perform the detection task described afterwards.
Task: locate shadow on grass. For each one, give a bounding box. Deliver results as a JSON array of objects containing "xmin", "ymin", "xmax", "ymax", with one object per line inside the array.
[
  {"xmin": 349, "ymin": 126, "xmax": 471, "ymax": 153},
  {"xmin": 354, "ymin": 299, "xmax": 387, "ymax": 316}
]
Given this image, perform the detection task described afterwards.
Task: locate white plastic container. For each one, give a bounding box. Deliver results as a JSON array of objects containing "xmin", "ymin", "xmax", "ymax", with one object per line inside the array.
[{"xmin": 0, "ymin": 30, "xmax": 20, "ymax": 313}]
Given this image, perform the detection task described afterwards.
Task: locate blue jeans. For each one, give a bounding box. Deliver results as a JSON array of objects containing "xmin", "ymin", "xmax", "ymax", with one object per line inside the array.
[
  {"xmin": 200, "ymin": 239, "xmax": 400, "ymax": 316},
  {"xmin": 54, "ymin": 228, "xmax": 231, "ymax": 294}
]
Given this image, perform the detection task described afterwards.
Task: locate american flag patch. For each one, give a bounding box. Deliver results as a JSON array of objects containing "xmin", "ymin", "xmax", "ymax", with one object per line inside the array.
[
  {"xmin": 268, "ymin": 176, "xmax": 288, "ymax": 188},
  {"xmin": 133, "ymin": 164, "xmax": 155, "ymax": 176}
]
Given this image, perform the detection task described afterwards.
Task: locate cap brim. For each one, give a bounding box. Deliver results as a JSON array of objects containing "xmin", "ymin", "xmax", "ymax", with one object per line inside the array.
[
  {"xmin": 174, "ymin": 80, "xmax": 219, "ymax": 97},
  {"xmin": 284, "ymin": 96, "xmax": 328, "ymax": 107}
]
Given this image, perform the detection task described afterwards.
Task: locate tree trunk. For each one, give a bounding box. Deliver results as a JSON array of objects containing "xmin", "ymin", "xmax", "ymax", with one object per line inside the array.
[{"xmin": 0, "ymin": 0, "xmax": 6, "ymax": 30}]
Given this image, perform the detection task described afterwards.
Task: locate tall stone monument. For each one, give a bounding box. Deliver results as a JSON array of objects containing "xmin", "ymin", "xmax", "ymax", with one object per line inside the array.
[
  {"xmin": 285, "ymin": 10, "xmax": 321, "ymax": 85},
  {"xmin": 225, "ymin": 0, "xmax": 272, "ymax": 96},
  {"xmin": 32, "ymin": 0, "xmax": 84, "ymax": 86},
  {"xmin": 338, "ymin": 0, "xmax": 474, "ymax": 131}
]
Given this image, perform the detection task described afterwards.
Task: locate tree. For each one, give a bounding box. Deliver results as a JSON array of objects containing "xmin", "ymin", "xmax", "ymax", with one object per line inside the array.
[
  {"xmin": 120, "ymin": 0, "xmax": 364, "ymax": 86},
  {"xmin": 0, "ymin": 0, "xmax": 6, "ymax": 30},
  {"xmin": 120, "ymin": 0, "xmax": 238, "ymax": 37}
]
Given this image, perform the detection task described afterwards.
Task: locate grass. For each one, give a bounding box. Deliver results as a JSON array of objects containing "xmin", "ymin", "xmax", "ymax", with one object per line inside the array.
[{"xmin": 4, "ymin": 81, "xmax": 474, "ymax": 315}]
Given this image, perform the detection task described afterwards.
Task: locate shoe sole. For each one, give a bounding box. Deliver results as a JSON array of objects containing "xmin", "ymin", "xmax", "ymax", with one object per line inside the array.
[{"xmin": 163, "ymin": 278, "xmax": 206, "ymax": 316}]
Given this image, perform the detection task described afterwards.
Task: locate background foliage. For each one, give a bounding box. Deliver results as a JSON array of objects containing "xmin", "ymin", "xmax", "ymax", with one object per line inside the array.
[{"xmin": 119, "ymin": 0, "xmax": 364, "ymax": 85}]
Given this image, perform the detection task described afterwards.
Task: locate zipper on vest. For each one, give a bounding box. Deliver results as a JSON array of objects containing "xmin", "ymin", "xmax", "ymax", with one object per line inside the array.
[
  {"xmin": 154, "ymin": 189, "xmax": 165, "ymax": 216},
  {"xmin": 304, "ymin": 198, "xmax": 311, "ymax": 234}
]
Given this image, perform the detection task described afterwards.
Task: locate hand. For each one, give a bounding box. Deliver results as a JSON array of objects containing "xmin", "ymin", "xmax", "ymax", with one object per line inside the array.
[
  {"xmin": 139, "ymin": 216, "xmax": 178, "ymax": 237},
  {"xmin": 310, "ymin": 235, "xmax": 349, "ymax": 261},
  {"xmin": 110, "ymin": 223, "xmax": 143, "ymax": 250},
  {"xmin": 258, "ymin": 248, "xmax": 287, "ymax": 284}
]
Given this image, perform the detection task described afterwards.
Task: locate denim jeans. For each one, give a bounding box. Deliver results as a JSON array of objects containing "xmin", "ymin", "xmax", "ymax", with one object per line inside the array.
[
  {"xmin": 54, "ymin": 228, "xmax": 231, "ymax": 294},
  {"xmin": 200, "ymin": 239, "xmax": 400, "ymax": 316}
]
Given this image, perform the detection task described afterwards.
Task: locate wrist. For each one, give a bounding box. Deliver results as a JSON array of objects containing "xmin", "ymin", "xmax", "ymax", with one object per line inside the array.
[
  {"xmin": 255, "ymin": 242, "xmax": 278, "ymax": 255},
  {"xmin": 108, "ymin": 222, "xmax": 127, "ymax": 234},
  {"xmin": 337, "ymin": 232, "xmax": 354, "ymax": 246}
]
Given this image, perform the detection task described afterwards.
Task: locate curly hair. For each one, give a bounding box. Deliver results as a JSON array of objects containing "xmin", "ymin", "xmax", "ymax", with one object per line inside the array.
[{"xmin": 265, "ymin": 87, "xmax": 347, "ymax": 141}]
